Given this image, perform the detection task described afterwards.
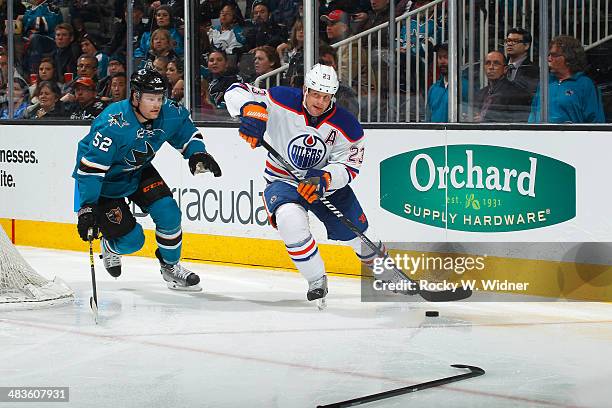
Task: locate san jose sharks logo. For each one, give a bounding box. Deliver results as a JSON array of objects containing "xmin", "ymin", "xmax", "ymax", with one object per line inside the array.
[
  {"xmin": 125, "ymin": 141, "xmax": 156, "ymax": 170},
  {"xmin": 287, "ymin": 134, "xmax": 327, "ymax": 170},
  {"xmin": 108, "ymin": 112, "xmax": 129, "ymax": 128},
  {"xmin": 168, "ymin": 99, "xmax": 183, "ymax": 113}
]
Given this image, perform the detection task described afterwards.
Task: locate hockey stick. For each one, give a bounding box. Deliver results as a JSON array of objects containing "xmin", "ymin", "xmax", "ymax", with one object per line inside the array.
[
  {"xmin": 260, "ymin": 140, "xmax": 471, "ymax": 302},
  {"xmin": 87, "ymin": 229, "xmax": 99, "ymax": 324},
  {"xmin": 317, "ymin": 364, "xmax": 485, "ymax": 408}
]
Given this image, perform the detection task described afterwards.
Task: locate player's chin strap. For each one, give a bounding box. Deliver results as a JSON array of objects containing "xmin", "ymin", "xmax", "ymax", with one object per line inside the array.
[{"xmin": 302, "ymin": 87, "xmax": 336, "ymax": 117}]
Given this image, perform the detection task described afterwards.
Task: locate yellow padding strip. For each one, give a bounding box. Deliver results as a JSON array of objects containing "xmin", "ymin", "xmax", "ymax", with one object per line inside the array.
[{"xmin": 0, "ymin": 219, "xmax": 360, "ymax": 275}]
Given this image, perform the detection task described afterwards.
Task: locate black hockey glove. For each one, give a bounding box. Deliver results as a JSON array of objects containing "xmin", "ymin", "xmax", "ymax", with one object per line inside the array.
[
  {"xmin": 189, "ymin": 152, "xmax": 222, "ymax": 177},
  {"xmin": 77, "ymin": 204, "xmax": 99, "ymax": 241}
]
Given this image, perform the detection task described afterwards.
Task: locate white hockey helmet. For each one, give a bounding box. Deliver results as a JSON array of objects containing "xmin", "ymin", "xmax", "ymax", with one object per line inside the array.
[{"xmin": 304, "ymin": 63, "xmax": 339, "ymax": 95}]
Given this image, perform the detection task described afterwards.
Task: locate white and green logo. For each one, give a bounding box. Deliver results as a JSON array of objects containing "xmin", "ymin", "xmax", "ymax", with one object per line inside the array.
[{"xmin": 380, "ymin": 145, "xmax": 576, "ymax": 232}]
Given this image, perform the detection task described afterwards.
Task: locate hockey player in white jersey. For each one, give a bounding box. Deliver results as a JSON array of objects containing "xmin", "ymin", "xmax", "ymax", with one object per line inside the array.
[{"xmin": 224, "ymin": 64, "xmax": 388, "ymax": 305}]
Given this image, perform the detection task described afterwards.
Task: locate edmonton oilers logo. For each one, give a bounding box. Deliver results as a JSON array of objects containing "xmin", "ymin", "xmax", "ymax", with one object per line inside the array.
[{"xmin": 288, "ymin": 134, "xmax": 326, "ymax": 169}]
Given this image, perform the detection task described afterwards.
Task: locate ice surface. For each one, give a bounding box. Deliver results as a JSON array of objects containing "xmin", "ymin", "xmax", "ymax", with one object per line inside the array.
[{"xmin": 1, "ymin": 247, "xmax": 611, "ymax": 408}]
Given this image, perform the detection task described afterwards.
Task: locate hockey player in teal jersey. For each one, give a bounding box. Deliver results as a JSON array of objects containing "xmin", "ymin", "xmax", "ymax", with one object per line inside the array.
[{"xmin": 72, "ymin": 68, "xmax": 222, "ymax": 291}]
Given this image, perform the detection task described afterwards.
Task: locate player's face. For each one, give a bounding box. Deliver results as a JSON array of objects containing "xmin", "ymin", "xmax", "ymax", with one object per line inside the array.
[
  {"xmin": 38, "ymin": 62, "xmax": 54, "ymax": 81},
  {"xmin": 304, "ymin": 89, "xmax": 333, "ymax": 116},
  {"xmin": 137, "ymin": 93, "xmax": 164, "ymax": 119}
]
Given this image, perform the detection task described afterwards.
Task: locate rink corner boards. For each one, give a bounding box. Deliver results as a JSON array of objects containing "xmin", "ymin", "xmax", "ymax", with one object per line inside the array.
[{"xmin": 3, "ymin": 218, "xmax": 612, "ymax": 302}]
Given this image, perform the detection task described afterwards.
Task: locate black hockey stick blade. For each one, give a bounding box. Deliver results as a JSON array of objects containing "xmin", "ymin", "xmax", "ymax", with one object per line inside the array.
[
  {"xmin": 418, "ymin": 286, "xmax": 473, "ymax": 302},
  {"xmin": 317, "ymin": 364, "xmax": 485, "ymax": 408},
  {"xmin": 89, "ymin": 296, "xmax": 98, "ymax": 324}
]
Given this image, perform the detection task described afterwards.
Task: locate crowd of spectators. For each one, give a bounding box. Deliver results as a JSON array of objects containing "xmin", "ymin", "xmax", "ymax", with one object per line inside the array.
[{"xmin": 0, "ymin": 0, "xmax": 608, "ymax": 124}]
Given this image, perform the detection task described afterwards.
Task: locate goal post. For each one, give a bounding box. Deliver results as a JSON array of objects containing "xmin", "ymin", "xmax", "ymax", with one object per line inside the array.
[{"xmin": 0, "ymin": 225, "xmax": 74, "ymax": 310}]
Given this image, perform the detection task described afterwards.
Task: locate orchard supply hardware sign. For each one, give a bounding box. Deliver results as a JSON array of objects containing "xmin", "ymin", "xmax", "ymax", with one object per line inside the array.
[{"xmin": 380, "ymin": 145, "xmax": 576, "ymax": 232}]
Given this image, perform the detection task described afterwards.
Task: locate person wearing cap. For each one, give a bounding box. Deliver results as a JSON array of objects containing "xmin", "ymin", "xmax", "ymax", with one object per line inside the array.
[
  {"xmin": 97, "ymin": 54, "xmax": 126, "ymax": 101},
  {"xmin": 321, "ymin": 9, "xmax": 375, "ymax": 96},
  {"xmin": 80, "ymin": 34, "xmax": 109, "ymax": 80},
  {"xmin": 240, "ymin": 0, "xmax": 287, "ymax": 53},
  {"xmin": 66, "ymin": 76, "xmax": 107, "ymax": 120}
]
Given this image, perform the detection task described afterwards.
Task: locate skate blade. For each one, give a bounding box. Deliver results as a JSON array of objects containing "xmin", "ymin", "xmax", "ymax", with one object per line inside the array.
[
  {"xmin": 166, "ymin": 282, "xmax": 202, "ymax": 292},
  {"xmin": 316, "ymin": 297, "xmax": 327, "ymax": 310}
]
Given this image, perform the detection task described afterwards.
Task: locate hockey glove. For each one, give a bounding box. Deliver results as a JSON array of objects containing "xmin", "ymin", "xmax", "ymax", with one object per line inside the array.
[
  {"xmin": 189, "ymin": 152, "xmax": 222, "ymax": 177},
  {"xmin": 297, "ymin": 169, "xmax": 331, "ymax": 204},
  {"xmin": 77, "ymin": 204, "xmax": 99, "ymax": 241},
  {"xmin": 239, "ymin": 101, "xmax": 268, "ymax": 148}
]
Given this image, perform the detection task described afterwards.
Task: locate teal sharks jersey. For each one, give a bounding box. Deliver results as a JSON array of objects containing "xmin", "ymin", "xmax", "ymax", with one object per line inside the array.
[{"xmin": 72, "ymin": 99, "xmax": 206, "ymax": 207}]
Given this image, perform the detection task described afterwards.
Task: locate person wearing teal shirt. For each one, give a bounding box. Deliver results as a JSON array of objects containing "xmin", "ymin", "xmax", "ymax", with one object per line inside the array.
[{"xmin": 529, "ymin": 36, "xmax": 605, "ymax": 123}]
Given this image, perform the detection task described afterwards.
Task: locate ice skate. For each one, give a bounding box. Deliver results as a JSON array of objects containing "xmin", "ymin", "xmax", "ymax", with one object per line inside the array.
[
  {"xmin": 155, "ymin": 250, "xmax": 202, "ymax": 292},
  {"xmin": 99, "ymin": 238, "xmax": 122, "ymax": 278},
  {"xmin": 307, "ymin": 275, "xmax": 328, "ymax": 310}
]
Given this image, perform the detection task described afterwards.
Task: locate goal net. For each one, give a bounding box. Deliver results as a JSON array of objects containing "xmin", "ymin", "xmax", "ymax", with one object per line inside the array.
[{"xmin": 0, "ymin": 225, "xmax": 74, "ymax": 309}]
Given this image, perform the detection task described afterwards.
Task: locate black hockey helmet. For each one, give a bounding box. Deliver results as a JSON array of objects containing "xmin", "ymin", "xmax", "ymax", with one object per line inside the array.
[{"xmin": 130, "ymin": 67, "xmax": 168, "ymax": 96}]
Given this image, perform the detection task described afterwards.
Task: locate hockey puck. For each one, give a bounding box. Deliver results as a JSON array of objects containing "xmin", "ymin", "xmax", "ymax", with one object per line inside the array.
[{"xmin": 425, "ymin": 310, "xmax": 439, "ymax": 317}]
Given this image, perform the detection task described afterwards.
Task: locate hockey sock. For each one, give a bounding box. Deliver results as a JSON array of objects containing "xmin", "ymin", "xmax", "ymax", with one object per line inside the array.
[
  {"xmin": 275, "ymin": 203, "xmax": 325, "ymax": 282},
  {"xmin": 155, "ymin": 226, "xmax": 182, "ymax": 265},
  {"xmin": 346, "ymin": 228, "xmax": 388, "ymax": 275}
]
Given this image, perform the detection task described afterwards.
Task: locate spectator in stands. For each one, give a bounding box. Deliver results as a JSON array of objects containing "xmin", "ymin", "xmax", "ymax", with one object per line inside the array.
[
  {"xmin": 70, "ymin": 16, "xmax": 88, "ymax": 44},
  {"xmin": 208, "ymin": 3, "xmax": 246, "ymax": 56},
  {"xmin": 205, "ymin": 49, "xmax": 242, "ymax": 110},
  {"xmin": 66, "ymin": 77, "xmax": 106, "ymax": 120},
  {"xmin": 241, "ymin": 0, "xmax": 287, "ymax": 52},
  {"xmin": 50, "ymin": 23, "xmax": 80, "ymax": 82},
  {"xmin": 166, "ymin": 59, "xmax": 184, "ymax": 103},
  {"xmin": 504, "ymin": 27, "xmax": 539, "ymax": 96},
  {"xmin": 153, "ymin": 55, "xmax": 170, "ymax": 75},
  {"xmin": 135, "ymin": 5, "xmax": 184, "ymax": 59},
  {"xmin": 80, "ymin": 34, "xmax": 109, "ymax": 80},
  {"xmin": 271, "ymin": 0, "xmax": 301, "ymax": 29},
  {"xmin": 108, "ymin": 72, "xmax": 127, "ymax": 102},
  {"xmin": 97, "ymin": 54, "xmax": 125, "ymax": 99},
  {"xmin": 70, "ymin": 0, "xmax": 114, "ymax": 37},
  {"xmin": 28, "ymin": 57, "xmax": 60, "ymax": 102},
  {"xmin": 529, "ymin": 36, "xmax": 605, "ymax": 123},
  {"xmin": 352, "ymin": 0, "xmax": 401, "ymax": 47},
  {"xmin": 277, "ymin": 19, "xmax": 303, "ymax": 86},
  {"xmin": 253, "ymin": 45, "xmax": 281, "ymax": 77},
  {"xmin": 21, "ymin": 0, "xmax": 62, "ymax": 74},
  {"xmin": 473, "ymin": 50, "xmax": 531, "ymax": 122},
  {"xmin": 25, "ymin": 80, "xmax": 67, "ymax": 118},
  {"xmin": 426, "ymin": 43, "xmax": 451, "ymax": 122},
  {"xmin": 319, "ymin": 45, "xmax": 359, "ymax": 116},
  {"xmin": 105, "ymin": 2, "xmax": 147, "ymax": 57},
  {"xmin": 140, "ymin": 28, "xmax": 179, "ymax": 68},
  {"xmin": 0, "ymin": 77, "xmax": 29, "ymax": 118},
  {"xmin": 76, "ymin": 54, "xmax": 98, "ymax": 81},
  {"xmin": 321, "ymin": 9, "xmax": 373, "ymax": 96}
]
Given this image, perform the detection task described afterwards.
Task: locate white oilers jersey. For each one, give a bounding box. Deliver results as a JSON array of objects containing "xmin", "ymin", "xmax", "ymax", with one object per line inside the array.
[{"xmin": 224, "ymin": 83, "xmax": 365, "ymax": 194}]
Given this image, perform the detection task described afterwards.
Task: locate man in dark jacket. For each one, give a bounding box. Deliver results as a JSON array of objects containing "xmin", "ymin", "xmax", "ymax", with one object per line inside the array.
[
  {"xmin": 474, "ymin": 50, "xmax": 531, "ymax": 123},
  {"xmin": 240, "ymin": 0, "xmax": 287, "ymax": 52},
  {"xmin": 50, "ymin": 23, "xmax": 81, "ymax": 81},
  {"xmin": 505, "ymin": 27, "xmax": 539, "ymax": 97},
  {"xmin": 67, "ymin": 77, "xmax": 106, "ymax": 120}
]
